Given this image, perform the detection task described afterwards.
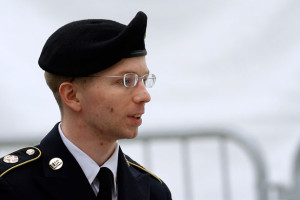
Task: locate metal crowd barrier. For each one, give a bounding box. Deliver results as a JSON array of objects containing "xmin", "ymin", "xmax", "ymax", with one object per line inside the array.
[{"xmin": 129, "ymin": 129, "xmax": 269, "ymax": 200}]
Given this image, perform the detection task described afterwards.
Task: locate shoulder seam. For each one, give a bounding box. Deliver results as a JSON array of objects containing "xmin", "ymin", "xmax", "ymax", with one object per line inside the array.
[
  {"xmin": 0, "ymin": 146, "xmax": 42, "ymax": 178},
  {"xmin": 127, "ymin": 160, "xmax": 162, "ymax": 184}
]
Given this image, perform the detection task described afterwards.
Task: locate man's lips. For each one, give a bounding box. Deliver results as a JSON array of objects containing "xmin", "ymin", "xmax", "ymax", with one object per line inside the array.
[
  {"xmin": 128, "ymin": 113, "xmax": 144, "ymax": 119},
  {"xmin": 126, "ymin": 115, "xmax": 142, "ymax": 126}
]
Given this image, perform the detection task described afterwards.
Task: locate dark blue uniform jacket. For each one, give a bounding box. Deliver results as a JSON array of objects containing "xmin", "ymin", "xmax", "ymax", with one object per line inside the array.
[{"xmin": 0, "ymin": 124, "xmax": 172, "ymax": 200}]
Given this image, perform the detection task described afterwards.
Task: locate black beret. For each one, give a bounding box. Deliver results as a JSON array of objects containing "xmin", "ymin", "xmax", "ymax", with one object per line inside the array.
[{"xmin": 38, "ymin": 11, "xmax": 147, "ymax": 77}]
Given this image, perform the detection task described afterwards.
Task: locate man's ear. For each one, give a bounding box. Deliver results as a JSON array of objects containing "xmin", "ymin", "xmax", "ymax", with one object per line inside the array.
[{"xmin": 59, "ymin": 82, "xmax": 81, "ymax": 112}]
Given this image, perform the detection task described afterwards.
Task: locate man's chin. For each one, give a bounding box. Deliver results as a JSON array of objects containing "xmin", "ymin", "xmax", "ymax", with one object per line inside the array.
[{"xmin": 123, "ymin": 128, "xmax": 139, "ymax": 139}]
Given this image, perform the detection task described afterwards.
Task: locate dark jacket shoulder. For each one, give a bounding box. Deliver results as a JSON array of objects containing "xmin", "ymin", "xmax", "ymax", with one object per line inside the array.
[
  {"xmin": 124, "ymin": 154, "xmax": 163, "ymax": 183},
  {"xmin": 0, "ymin": 146, "xmax": 41, "ymax": 178},
  {"xmin": 0, "ymin": 147, "xmax": 42, "ymax": 200},
  {"xmin": 123, "ymin": 154, "xmax": 172, "ymax": 199}
]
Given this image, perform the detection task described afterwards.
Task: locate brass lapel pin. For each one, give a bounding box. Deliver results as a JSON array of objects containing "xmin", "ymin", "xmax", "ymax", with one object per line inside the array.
[{"xmin": 49, "ymin": 157, "xmax": 63, "ymax": 170}]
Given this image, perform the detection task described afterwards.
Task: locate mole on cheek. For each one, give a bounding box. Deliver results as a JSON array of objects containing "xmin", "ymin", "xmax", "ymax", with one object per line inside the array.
[{"xmin": 110, "ymin": 107, "xmax": 114, "ymax": 113}]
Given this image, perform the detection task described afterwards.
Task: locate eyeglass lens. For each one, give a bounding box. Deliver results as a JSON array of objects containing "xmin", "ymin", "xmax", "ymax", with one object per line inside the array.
[{"xmin": 123, "ymin": 73, "xmax": 156, "ymax": 88}]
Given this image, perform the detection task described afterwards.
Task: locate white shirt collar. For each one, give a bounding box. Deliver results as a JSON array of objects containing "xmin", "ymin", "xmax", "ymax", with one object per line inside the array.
[{"xmin": 58, "ymin": 123, "xmax": 119, "ymax": 195}]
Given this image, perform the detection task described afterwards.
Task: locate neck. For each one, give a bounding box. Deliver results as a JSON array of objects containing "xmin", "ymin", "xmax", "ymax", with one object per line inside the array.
[{"xmin": 60, "ymin": 118, "xmax": 117, "ymax": 166}]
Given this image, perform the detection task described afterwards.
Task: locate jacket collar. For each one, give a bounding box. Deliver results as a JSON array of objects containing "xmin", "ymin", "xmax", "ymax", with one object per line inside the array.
[
  {"xmin": 117, "ymin": 148, "xmax": 150, "ymax": 200},
  {"xmin": 35, "ymin": 123, "xmax": 96, "ymax": 200},
  {"xmin": 35, "ymin": 123, "xmax": 151, "ymax": 200}
]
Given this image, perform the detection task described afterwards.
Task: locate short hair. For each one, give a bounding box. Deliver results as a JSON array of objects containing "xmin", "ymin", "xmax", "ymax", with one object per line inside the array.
[
  {"xmin": 44, "ymin": 72, "xmax": 89, "ymax": 114},
  {"xmin": 44, "ymin": 72, "xmax": 73, "ymax": 114}
]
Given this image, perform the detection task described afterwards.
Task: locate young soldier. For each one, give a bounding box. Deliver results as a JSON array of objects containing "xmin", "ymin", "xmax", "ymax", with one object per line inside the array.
[{"xmin": 0, "ymin": 11, "xmax": 172, "ymax": 200}]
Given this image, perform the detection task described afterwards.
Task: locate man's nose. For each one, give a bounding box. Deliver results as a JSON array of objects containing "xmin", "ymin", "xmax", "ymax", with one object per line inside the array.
[{"xmin": 132, "ymin": 81, "xmax": 151, "ymax": 104}]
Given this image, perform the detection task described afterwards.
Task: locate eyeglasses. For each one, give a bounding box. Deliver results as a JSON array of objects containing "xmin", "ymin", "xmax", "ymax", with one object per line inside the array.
[{"xmin": 88, "ymin": 73, "xmax": 156, "ymax": 88}]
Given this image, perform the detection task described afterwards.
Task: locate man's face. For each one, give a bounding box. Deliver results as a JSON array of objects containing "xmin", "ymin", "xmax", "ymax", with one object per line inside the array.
[{"xmin": 76, "ymin": 56, "xmax": 151, "ymax": 141}]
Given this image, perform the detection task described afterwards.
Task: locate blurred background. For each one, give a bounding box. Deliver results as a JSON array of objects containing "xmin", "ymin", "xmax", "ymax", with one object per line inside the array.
[{"xmin": 1, "ymin": 0, "xmax": 300, "ymax": 199}]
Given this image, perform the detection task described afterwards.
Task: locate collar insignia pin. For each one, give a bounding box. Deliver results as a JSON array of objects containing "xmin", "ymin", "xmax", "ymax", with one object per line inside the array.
[
  {"xmin": 49, "ymin": 157, "xmax": 63, "ymax": 170},
  {"xmin": 3, "ymin": 155, "xmax": 19, "ymax": 163}
]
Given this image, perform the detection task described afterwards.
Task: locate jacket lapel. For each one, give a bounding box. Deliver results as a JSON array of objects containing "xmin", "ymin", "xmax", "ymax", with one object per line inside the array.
[
  {"xmin": 117, "ymin": 148, "xmax": 150, "ymax": 200},
  {"xmin": 35, "ymin": 123, "xmax": 96, "ymax": 200},
  {"xmin": 34, "ymin": 123, "xmax": 150, "ymax": 200}
]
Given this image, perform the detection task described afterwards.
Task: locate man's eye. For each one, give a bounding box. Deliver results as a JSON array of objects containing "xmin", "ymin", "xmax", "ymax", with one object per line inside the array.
[
  {"xmin": 124, "ymin": 78, "xmax": 132, "ymax": 85},
  {"xmin": 117, "ymin": 79, "xmax": 124, "ymax": 85},
  {"xmin": 117, "ymin": 79, "xmax": 131, "ymax": 85}
]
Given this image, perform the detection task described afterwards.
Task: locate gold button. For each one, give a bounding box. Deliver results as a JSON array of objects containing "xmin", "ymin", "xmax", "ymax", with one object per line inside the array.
[
  {"xmin": 26, "ymin": 149, "xmax": 35, "ymax": 155},
  {"xmin": 49, "ymin": 158, "xmax": 63, "ymax": 170}
]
